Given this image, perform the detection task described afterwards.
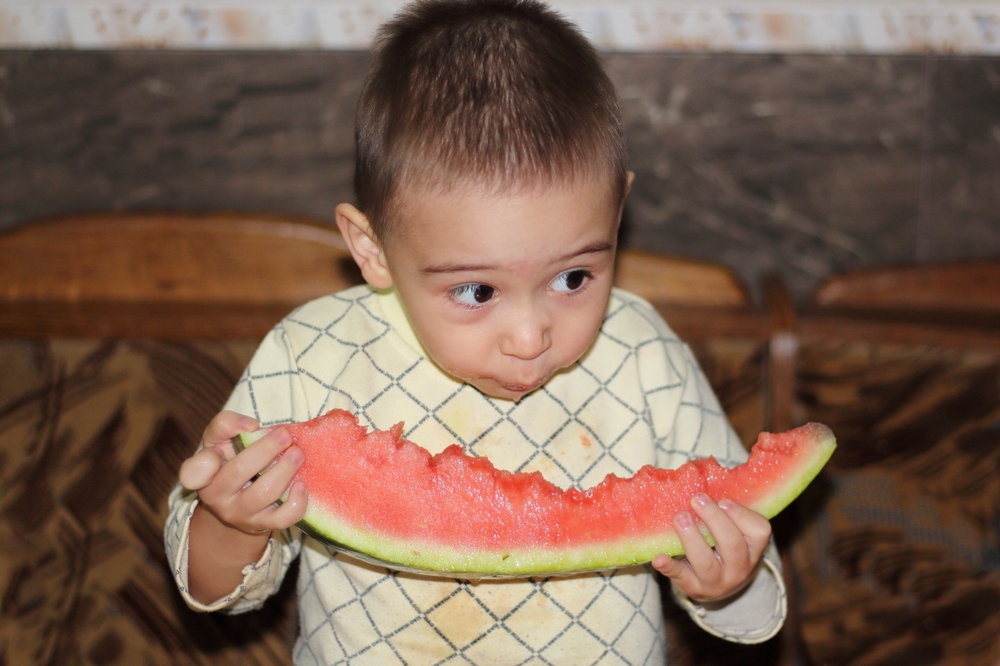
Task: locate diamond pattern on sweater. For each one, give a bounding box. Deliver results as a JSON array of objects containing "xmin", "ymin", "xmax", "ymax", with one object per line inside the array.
[{"xmin": 164, "ymin": 286, "xmax": 784, "ymax": 665}]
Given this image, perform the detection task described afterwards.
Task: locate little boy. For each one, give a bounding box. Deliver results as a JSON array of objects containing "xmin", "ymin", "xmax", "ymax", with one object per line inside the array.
[{"xmin": 166, "ymin": 1, "xmax": 786, "ymax": 663}]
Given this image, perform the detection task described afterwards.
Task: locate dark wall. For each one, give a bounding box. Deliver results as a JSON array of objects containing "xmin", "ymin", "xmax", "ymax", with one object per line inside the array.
[{"xmin": 1, "ymin": 50, "xmax": 998, "ymax": 299}]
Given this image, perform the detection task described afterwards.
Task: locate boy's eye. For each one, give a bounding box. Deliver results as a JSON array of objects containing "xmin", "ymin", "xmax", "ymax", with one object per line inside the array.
[
  {"xmin": 551, "ymin": 269, "xmax": 592, "ymax": 293},
  {"xmin": 451, "ymin": 283, "xmax": 496, "ymax": 306}
]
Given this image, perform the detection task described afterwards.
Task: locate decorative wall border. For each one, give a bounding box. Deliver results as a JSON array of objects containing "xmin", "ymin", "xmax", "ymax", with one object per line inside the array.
[{"xmin": 1, "ymin": 1, "xmax": 999, "ymax": 53}]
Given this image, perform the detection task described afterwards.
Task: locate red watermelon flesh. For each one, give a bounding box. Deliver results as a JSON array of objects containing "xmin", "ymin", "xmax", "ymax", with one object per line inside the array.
[{"xmin": 237, "ymin": 410, "xmax": 835, "ymax": 576}]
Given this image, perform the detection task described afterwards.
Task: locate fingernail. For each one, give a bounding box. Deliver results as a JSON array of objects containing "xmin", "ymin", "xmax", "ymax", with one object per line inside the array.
[
  {"xmin": 275, "ymin": 429, "xmax": 292, "ymax": 446},
  {"xmin": 693, "ymin": 493, "xmax": 710, "ymax": 507},
  {"xmin": 239, "ymin": 417, "xmax": 258, "ymax": 431},
  {"xmin": 288, "ymin": 446, "xmax": 304, "ymax": 463},
  {"xmin": 719, "ymin": 499, "xmax": 734, "ymax": 512},
  {"xmin": 675, "ymin": 511, "xmax": 692, "ymax": 528}
]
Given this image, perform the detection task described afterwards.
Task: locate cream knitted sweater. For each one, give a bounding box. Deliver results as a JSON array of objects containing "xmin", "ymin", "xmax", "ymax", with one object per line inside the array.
[{"xmin": 166, "ymin": 286, "xmax": 785, "ymax": 665}]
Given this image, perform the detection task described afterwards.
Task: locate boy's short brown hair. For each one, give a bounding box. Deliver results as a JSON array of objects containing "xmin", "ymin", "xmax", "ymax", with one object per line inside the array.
[{"xmin": 355, "ymin": 0, "xmax": 629, "ymax": 240}]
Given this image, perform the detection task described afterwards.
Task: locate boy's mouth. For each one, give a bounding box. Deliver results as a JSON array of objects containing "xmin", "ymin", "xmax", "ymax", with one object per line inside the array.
[{"xmin": 499, "ymin": 378, "xmax": 545, "ymax": 393}]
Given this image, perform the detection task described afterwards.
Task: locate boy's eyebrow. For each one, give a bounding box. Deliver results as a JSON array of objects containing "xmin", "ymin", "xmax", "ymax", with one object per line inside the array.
[
  {"xmin": 420, "ymin": 241, "xmax": 614, "ymax": 275},
  {"xmin": 556, "ymin": 240, "xmax": 614, "ymax": 262}
]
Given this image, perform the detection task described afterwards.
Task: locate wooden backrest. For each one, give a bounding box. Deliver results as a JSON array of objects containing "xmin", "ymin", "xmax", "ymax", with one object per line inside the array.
[
  {"xmin": 0, "ymin": 213, "xmax": 758, "ymax": 339},
  {"xmin": 613, "ymin": 249, "xmax": 749, "ymax": 308},
  {"xmin": 804, "ymin": 260, "xmax": 1000, "ymax": 350},
  {"xmin": 814, "ymin": 261, "xmax": 1000, "ymax": 314},
  {"xmin": 0, "ymin": 213, "xmax": 749, "ymax": 307},
  {"xmin": 2, "ymin": 215, "xmax": 752, "ymax": 307},
  {"xmin": 0, "ymin": 213, "xmax": 359, "ymax": 306}
]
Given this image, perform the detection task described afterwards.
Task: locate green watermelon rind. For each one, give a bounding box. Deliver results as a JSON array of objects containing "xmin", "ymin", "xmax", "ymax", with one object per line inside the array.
[
  {"xmin": 747, "ymin": 423, "xmax": 837, "ymax": 520},
  {"xmin": 234, "ymin": 423, "xmax": 836, "ymax": 577}
]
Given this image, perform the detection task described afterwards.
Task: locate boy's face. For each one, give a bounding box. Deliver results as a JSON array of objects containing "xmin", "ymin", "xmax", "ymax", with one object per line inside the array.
[{"xmin": 343, "ymin": 179, "xmax": 622, "ymax": 402}]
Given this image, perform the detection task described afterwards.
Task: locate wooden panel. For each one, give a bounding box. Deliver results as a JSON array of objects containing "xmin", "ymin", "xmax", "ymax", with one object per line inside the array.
[
  {"xmin": 0, "ymin": 301, "xmax": 298, "ymax": 340},
  {"xmin": 651, "ymin": 305, "xmax": 767, "ymax": 341},
  {"xmin": 0, "ymin": 212, "xmax": 365, "ymax": 339},
  {"xmin": 0, "ymin": 213, "xmax": 357, "ymax": 305},
  {"xmin": 0, "ymin": 212, "xmax": 778, "ymax": 348},
  {"xmin": 814, "ymin": 260, "xmax": 1000, "ymax": 313},
  {"xmin": 614, "ymin": 249, "xmax": 749, "ymax": 308},
  {"xmin": 1, "ymin": 214, "xmax": 768, "ymax": 340},
  {"xmin": 800, "ymin": 313, "xmax": 1000, "ymax": 350},
  {"xmin": 0, "ymin": 301, "xmax": 772, "ymax": 342},
  {"xmin": 805, "ymin": 261, "xmax": 1000, "ymax": 349}
]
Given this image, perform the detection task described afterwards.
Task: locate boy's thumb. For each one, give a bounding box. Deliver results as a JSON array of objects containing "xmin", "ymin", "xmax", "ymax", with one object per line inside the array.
[{"xmin": 179, "ymin": 446, "xmax": 226, "ymax": 491}]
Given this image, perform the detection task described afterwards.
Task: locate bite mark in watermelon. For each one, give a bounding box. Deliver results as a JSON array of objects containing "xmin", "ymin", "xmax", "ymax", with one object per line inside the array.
[{"xmin": 236, "ymin": 410, "xmax": 835, "ymax": 576}]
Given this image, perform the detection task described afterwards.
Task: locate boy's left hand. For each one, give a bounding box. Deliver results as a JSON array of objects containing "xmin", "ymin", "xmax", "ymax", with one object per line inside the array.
[{"xmin": 651, "ymin": 494, "xmax": 771, "ymax": 603}]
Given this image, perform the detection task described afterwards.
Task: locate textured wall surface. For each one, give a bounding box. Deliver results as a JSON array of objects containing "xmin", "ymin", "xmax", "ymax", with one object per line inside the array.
[
  {"xmin": 611, "ymin": 54, "xmax": 1000, "ymax": 298},
  {"xmin": 6, "ymin": 1, "xmax": 1000, "ymax": 53},
  {"xmin": 0, "ymin": 50, "xmax": 998, "ymax": 299}
]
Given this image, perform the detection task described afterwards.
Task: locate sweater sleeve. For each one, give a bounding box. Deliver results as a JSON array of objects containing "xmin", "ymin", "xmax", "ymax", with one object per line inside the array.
[
  {"xmin": 164, "ymin": 323, "xmax": 309, "ymax": 614},
  {"xmin": 642, "ymin": 318, "xmax": 787, "ymax": 642},
  {"xmin": 670, "ymin": 540, "xmax": 787, "ymax": 643}
]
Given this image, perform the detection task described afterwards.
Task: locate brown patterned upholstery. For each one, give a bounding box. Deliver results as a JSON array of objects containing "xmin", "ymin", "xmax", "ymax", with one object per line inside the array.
[
  {"xmin": 790, "ymin": 262, "xmax": 1000, "ymax": 666},
  {"xmin": 0, "ymin": 339, "xmax": 298, "ymax": 665}
]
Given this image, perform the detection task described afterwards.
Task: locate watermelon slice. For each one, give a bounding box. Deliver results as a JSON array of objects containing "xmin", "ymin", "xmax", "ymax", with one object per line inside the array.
[{"xmin": 235, "ymin": 410, "xmax": 834, "ymax": 577}]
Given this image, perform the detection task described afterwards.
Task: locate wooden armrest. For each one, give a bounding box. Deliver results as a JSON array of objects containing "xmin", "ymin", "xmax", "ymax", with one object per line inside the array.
[
  {"xmin": 814, "ymin": 260, "xmax": 1000, "ymax": 314},
  {"xmin": 804, "ymin": 260, "xmax": 1000, "ymax": 348},
  {"xmin": 614, "ymin": 249, "xmax": 749, "ymax": 308}
]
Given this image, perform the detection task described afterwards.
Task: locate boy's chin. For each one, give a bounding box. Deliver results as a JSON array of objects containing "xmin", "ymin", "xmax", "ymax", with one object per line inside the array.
[{"xmin": 466, "ymin": 377, "xmax": 546, "ymax": 402}]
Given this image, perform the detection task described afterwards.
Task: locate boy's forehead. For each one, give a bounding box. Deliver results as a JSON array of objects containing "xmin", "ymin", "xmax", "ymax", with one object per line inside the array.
[
  {"xmin": 377, "ymin": 177, "xmax": 622, "ymax": 275},
  {"xmin": 389, "ymin": 175, "xmax": 621, "ymax": 233}
]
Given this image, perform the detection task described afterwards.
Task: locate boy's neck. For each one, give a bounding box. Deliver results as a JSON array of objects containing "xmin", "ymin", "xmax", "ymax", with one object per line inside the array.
[{"xmin": 375, "ymin": 286, "xmax": 425, "ymax": 353}]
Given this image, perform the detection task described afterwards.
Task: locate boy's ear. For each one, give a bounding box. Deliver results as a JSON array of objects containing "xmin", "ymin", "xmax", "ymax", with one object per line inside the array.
[
  {"xmin": 335, "ymin": 204, "xmax": 394, "ymax": 289},
  {"xmin": 617, "ymin": 171, "xmax": 636, "ymax": 220}
]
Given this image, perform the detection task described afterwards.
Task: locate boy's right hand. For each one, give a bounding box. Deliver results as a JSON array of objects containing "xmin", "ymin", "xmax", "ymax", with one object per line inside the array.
[{"xmin": 179, "ymin": 410, "xmax": 308, "ymax": 537}]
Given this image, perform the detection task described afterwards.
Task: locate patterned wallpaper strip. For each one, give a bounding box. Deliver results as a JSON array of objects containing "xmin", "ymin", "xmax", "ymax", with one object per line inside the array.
[{"xmin": 1, "ymin": 2, "xmax": 999, "ymax": 53}]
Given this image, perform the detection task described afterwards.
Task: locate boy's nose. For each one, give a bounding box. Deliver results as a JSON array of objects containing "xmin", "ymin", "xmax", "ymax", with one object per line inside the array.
[{"xmin": 500, "ymin": 308, "xmax": 552, "ymax": 360}]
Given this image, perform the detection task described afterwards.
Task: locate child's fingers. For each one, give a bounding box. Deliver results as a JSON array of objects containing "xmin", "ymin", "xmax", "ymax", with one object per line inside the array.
[
  {"xmin": 651, "ymin": 553, "xmax": 691, "ymax": 584},
  {"xmin": 203, "ymin": 410, "xmax": 259, "ymax": 450},
  {"xmin": 651, "ymin": 509, "xmax": 721, "ymax": 599},
  {"xmin": 179, "ymin": 446, "xmax": 226, "ymax": 491},
  {"xmin": 659, "ymin": 498, "xmax": 773, "ymax": 602},
  {"xmin": 224, "ymin": 455, "xmax": 307, "ymax": 535},
  {"xmin": 672, "ymin": 509, "xmax": 723, "ymax": 589},
  {"xmin": 257, "ymin": 480, "xmax": 309, "ymax": 530},
  {"xmin": 241, "ymin": 445, "xmax": 305, "ymax": 509},
  {"xmin": 652, "ymin": 554, "xmax": 706, "ymax": 600},
  {"xmin": 690, "ymin": 494, "xmax": 751, "ymax": 574},
  {"xmin": 718, "ymin": 499, "xmax": 772, "ymax": 560},
  {"xmin": 196, "ymin": 428, "xmax": 297, "ymax": 532},
  {"xmin": 214, "ymin": 427, "xmax": 293, "ymax": 495}
]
